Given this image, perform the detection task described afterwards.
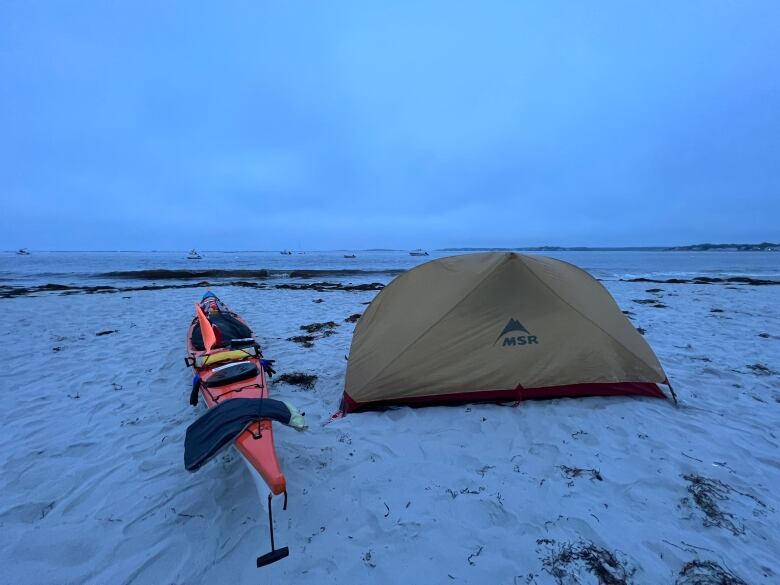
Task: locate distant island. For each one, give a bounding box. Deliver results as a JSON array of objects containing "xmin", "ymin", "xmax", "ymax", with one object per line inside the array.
[
  {"xmin": 440, "ymin": 242, "xmax": 779, "ymax": 252},
  {"xmin": 665, "ymin": 242, "xmax": 779, "ymax": 251}
]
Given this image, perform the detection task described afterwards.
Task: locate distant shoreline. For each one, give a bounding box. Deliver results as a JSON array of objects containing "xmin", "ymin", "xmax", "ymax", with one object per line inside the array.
[{"xmin": 441, "ymin": 243, "xmax": 779, "ymax": 252}]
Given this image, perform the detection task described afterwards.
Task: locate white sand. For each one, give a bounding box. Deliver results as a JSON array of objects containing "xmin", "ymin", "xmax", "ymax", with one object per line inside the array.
[{"xmin": 1, "ymin": 281, "xmax": 778, "ymax": 584}]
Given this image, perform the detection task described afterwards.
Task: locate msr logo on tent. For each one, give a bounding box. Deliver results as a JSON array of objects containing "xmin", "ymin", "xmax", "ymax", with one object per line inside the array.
[{"xmin": 495, "ymin": 318, "xmax": 539, "ymax": 347}]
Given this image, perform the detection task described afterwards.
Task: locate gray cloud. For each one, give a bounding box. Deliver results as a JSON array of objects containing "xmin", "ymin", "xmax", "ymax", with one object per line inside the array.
[{"xmin": 1, "ymin": 1, "xmax": 778, "ymax": 249}]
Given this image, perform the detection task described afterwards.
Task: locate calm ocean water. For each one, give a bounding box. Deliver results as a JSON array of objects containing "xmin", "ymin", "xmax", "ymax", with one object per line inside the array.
[{"xmin": 1, "ymin": 250, "xmax": 779, "ymax": 287}]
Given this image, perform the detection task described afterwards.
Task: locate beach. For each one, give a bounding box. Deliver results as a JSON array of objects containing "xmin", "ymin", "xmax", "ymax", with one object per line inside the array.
[{"xmin": 1, "ymin": 251, "xmax": 778, "ymax": 584}]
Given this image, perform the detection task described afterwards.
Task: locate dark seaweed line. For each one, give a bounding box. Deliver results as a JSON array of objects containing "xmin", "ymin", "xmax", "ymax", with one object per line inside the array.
[
  {"xmin": 0, "ymin": 280, "xmax": 385, "ymax": 299},
  {"xmin": 98, "ymin": 268, "xmax": 405, "ymax": 280},
  {"xmin": 622, "ymin": 276, "xmax": 779, "ymax": 286}
]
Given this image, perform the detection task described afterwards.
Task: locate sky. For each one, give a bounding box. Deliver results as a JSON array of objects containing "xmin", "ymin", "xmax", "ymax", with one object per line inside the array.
[{"xmin": 1, "ymin": 1, "xmax": 779, "ymax": 250}]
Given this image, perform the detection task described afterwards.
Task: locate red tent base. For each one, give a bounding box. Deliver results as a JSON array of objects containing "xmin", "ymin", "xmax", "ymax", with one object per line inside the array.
[{"xmin": 340, "ymin": 381, "xmax": 667, "ymax": 414}]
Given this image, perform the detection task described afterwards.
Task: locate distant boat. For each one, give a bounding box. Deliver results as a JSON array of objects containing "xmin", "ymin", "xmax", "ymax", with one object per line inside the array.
[
  {"xmin": 343, "ymin": 254, "xmax": 357, "ymax": 259},
  {"xmin": 409, "ymin": 249, "xmax": 429, "ymax": 256},
  {"xmin": 187, "ymin": 249, "xmax": 203, "ymax": 260},
  {"xmin": 280, "ymin": 250, "xmax": 293, "ymax": 255},
  {"xmin": 16, "ymin": 248, "xmax": 30, "ymax": 256}
]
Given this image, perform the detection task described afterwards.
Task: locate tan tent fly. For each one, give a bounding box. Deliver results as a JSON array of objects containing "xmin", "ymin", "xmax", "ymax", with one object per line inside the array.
[{"xmin": 341, "ymin": 252, "xmax": 670, "ymax": 413}]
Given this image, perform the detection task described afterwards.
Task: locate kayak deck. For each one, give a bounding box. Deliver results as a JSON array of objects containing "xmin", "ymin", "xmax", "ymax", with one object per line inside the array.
[{"xmin": 187, "ymin": 315, "xmax": 286, "ymax": 495}]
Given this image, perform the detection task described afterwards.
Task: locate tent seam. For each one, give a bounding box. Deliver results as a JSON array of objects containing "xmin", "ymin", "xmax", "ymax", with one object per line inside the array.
[
  {"xmin": 356, "ymin": 253, "xmax": 509, "ymax": 392},
  {"xmin": 520, "ymin": 256, "xmax": 665, "ymax": 378}
]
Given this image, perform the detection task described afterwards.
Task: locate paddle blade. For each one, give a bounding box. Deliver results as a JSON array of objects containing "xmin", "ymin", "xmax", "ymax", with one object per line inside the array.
[
  {"xmin": 195, "ymin": 303, "xmax": 216, "ymax": 352},
  {"xmin": 257, "ymin": 547, "xmax": 289, "ymax": 567}
]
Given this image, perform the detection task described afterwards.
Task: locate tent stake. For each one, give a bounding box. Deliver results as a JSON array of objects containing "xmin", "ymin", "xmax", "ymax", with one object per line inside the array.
[{"xmin": 667, "ymin": 381, "xmax": 679, "ymax": 407}]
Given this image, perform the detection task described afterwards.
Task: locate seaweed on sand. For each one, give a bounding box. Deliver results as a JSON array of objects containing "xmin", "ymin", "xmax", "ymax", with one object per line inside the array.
[
  {"xmin": 277, "ymin": 372, "xmax": 318, "ymax": 389},
  {"xmin": 681, "ymin": 474, "xmax": 767, "ymax": 535},
  {"xmin": 746, "ymin": 363, "xmax": 776, "ymax": 376},
  {"xmin": 560, "ymin": 465, "xmax": 603, "ymax": 481},
  {"xmin": 300, "ymin": 321, "xmax": 339, "ymax": 334},
  {"xmin": 540, "ymin": 540, "xmax": 635, "ymax": 585},
  {"xmin": 287, "ymin": 335, "xmax": 316, "ymax": 348},
  {"xmin": 675, "ymin": 560, "xmax": 747, "ymax": 585}
]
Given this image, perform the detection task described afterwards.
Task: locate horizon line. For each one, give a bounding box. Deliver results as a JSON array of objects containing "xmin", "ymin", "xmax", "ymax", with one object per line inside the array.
[{"xmin": 4, "ymin": 242, "xmax": 778, "ymax": 253}]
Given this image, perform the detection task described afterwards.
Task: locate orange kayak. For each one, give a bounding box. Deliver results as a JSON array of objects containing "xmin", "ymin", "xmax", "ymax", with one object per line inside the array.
[{"xmin": 185, "ymin": 293, "xmax": 286, "ymax": 495}]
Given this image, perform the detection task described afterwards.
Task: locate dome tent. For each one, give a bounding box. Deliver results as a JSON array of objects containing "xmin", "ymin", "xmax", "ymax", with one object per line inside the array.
[{"xmin": 341, "ymin": 252, "xmax": 670, "ymax": 413}]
